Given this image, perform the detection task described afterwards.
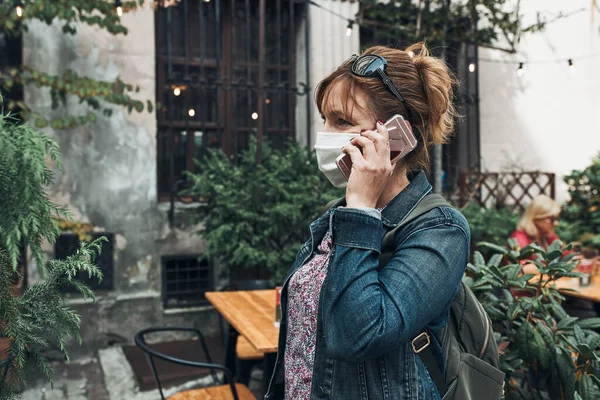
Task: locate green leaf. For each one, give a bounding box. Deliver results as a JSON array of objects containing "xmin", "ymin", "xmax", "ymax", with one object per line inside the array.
[
  {"xmin": 558, "ymin": 317, "xmax": 579, "ymax": 330},
  {"xmin": 489, "ymin": 253, "xmax": 504, "ymax": 268},
  {"xmin": 574, "ymin": 325, "xmax": 586, "ymax": 343},
  {"xmin": 547, "ymin": 249, "xmax": 564, "ymax": 261},
  {"xmin": 556, "ymin": 348, "xmax": 576, "ymax": 400},
  {"xmin": 516, "ymin": 322, "xmax": 537, "ymax": 363},
  {"xmin": 577, "ymin": 374, "xmax": 594, "ymax": 400},
  {"xmin": 548, "ymin": 364, "xmax": 562, "ymax": 400},
  {"xmin": 477, "ymin": 241, "xmax": 508, "ymax": 255},
  {"xmin": 547, "ymin": 239, "xmax": 564, "ymax": 254},
  {"xmin": 536, "ymin": 321, "xmax": 555, "ymax": 349},
  {"xmin": 576, "ymin": 318, "xmax": 600, "ymax": 330},
  {"xmin": 585, "ymin": 333, "xmax": 600, "ymax": 350}
]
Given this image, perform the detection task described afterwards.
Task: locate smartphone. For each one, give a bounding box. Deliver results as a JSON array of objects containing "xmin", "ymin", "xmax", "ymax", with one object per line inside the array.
[{"xmin": 335, "ymin": 114, "xmax": 418, "ymax": 181}]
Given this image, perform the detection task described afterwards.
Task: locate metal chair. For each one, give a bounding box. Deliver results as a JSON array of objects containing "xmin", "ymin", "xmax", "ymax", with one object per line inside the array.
[{"xmin": 134, "ymin": 327, "xmax": 255, "ymax": 400}]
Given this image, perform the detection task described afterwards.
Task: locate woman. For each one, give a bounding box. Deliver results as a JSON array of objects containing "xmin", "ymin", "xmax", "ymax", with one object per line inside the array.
[
  {"xmin": 265, "ymin": 43, "xmax": 470, "ymax": 400},
  {"xmin": 509, "ymin": 194, "xmax": 562, "ymax": 250}
]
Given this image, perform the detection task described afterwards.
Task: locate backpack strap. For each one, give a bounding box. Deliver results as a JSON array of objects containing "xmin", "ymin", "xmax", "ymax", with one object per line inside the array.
[
  {"xmin": 378, "ymin": 192, "xmax": 451, "ymax": 397},
  {"xmin": 379, "ymin": 193, "xmax": 449, "ymax": 269},
  {"xmin": 321, "ymin": 197, "xmax": 345, "ymax": 215}
]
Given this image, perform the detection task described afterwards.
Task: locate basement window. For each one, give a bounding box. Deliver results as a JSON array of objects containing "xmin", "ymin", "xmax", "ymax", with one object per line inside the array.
[{"xmin": 162, "ymin": 255, "xmax": 213, "ymax": 308}]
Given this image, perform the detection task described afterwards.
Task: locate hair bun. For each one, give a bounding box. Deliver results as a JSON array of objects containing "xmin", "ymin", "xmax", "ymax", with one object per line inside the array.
[{"xmin": 405, "ymin": 42, "xmax": 456, "ymax": 146}]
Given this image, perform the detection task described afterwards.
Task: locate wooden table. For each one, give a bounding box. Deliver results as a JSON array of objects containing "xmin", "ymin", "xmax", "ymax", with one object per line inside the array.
[
  {"xmin": 205, "ymin": 290, "xmax": 279, "ymax": 392},
  {"xmin": 553, "ymin": 276, "xmax": 600, "ymax": 302}
]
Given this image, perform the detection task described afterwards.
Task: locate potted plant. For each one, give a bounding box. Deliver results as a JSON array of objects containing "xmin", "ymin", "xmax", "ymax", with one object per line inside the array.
[
  {"xmin": 467, "ymin": 238, "xmax": 600, "ymax": 399},
  {"xmin": 184, "ymin": 136, "xmax": 343, "ymax": 285},
  {"xmin": 0, "ymin": 96, "xmax": 103, "ymax": 398}
]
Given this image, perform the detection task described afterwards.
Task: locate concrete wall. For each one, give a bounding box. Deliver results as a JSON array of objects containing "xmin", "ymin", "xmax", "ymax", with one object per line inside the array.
[
  {"xmin": 23, "ymin": 7, "xmax": 217, "ymax": 354},
  {"xmin": 478, "ymin": 0, "xmax": 600, "ymax": 204}
]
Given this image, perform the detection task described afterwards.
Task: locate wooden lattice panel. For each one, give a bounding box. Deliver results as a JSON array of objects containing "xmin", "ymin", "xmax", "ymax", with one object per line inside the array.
[{"xmin": 457, "ymin": 171, "xmax": 556, "ymax": 211}]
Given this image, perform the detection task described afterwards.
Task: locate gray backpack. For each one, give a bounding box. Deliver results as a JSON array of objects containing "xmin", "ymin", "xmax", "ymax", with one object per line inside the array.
[{"xmin": 326, "ymin": 194, "xmax": 505, "ymax": 399}]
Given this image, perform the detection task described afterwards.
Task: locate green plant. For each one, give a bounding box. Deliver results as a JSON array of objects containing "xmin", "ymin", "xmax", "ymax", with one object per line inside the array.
[
  {"xmin": 359, "ymin": 0, "xmax": 564, "ymax": 54},
  {"xmin": 460, "ymin": 204, "xmax": 519, "ymax": 256},
  {"xmin": 561, "ymin": 154, "xmax": 600, "ymax": 250},
  {"xmin": 0, "ymin": 0, "xmax": 151, "ymax": 129},
  {"xmin": 184, "ymin": 136, "xmax": 343, "ymax": 285},
  {"xmin": 0, "ymin": 97, "xmax": 103, "ymax": 399},
  {"xmin": 467, "ymin": 239, "xmax": 600, "ymax": 400}
]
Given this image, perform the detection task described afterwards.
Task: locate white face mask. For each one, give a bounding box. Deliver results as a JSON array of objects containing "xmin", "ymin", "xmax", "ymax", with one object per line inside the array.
[{"xmin": 314, "ymin": 132, "xmax": 359, "ymax": 188}]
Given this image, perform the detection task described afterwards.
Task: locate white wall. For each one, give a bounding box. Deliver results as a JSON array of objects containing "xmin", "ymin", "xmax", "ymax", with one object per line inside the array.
[
  {"xmin": 307, "ymin": 0, "xmax": 360, "ymax": 146},
  {"xmin": 479, "ymin": 0, "xmax": 600, "ymax": 204}
]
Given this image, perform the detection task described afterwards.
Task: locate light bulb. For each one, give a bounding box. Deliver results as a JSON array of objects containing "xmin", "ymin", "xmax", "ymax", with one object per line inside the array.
[
  {"xmin": 117, "ymin": 6, "xmax": 123, "ymax": 17},
  {"xmin": 188, "ymin": 109, "xmax": 196, "ymax": 117},
  {"xmin": 251, "ymin": 112, "xmax": 258, "ymax": 120},
  {"xmin": 16, "ymin": 5, "xmax": 23, "ymax": 18},
  {"xmin": 173, "ymin": 87, "xmax": 181, "ymax": 96},
  {"xmin": 517, "ymin": 62, "xmax": 524, "ymax": 78},
  {"xmin": 346, "ymin": 21, "xmax": 353, "ymax": 37},
  {"xmin": 468, "ymin": 63, "xmax": 476, "ymax": 72}
]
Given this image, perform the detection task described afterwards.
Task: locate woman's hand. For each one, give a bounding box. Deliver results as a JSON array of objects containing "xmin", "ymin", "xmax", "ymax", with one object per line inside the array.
[{"xmin": 343, "ymin": 121, "xmax": 394, "ymax": 208}]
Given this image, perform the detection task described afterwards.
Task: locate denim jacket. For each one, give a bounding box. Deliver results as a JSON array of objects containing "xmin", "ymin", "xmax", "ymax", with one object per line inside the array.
[{"xmin": 265, "ymin": 171, "xmax": 470, "ymax": 400}]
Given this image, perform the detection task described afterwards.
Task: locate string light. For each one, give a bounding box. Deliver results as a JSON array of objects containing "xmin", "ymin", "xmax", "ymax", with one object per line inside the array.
[
  {"xmin": 307, "ymin": 0, "xmax": 598, "ymax": 74},
  {"xmin": 115, "ymin": 0, "xmax": 123, "ymax": 17},
  {"xmin": 15, "ymin": 0, "xmax": 23, "ymax": 18},
  {"xmin": 251, "ymin": 112, "xmax": 258, "ymax": 120},
  {"xmin": 517, "ymin": 62, "xmax": 524, "ymax": 77},
  {"xmin": 173, "ymin": 87, "xmax": 181, "ymax": 96},
  {"xmin": 188, "ymin": 109, "xmax": 195, "ymax": 117},
  {"xmin": 346, "ymin": 21, "xmax": 354, "ymax": 37}
]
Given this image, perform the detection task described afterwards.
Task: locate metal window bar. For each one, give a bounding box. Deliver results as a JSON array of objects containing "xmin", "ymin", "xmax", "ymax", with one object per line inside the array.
[
  {"xmin": 162, "ymin": 255, "xmax": 214, "ymax": 308},
  {"xmin": 156, "ymin": 0, "xmax": 311, "ymax": 222}
]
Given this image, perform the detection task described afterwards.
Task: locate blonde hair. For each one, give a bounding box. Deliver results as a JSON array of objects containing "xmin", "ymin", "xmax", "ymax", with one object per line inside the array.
[
  {"xmin": 315, "ymin": 42, "xmax": 457, "ymax": 172},
  {"xmin": 517, "ymin": 195, "xmax": 561, "ymax": 238}
]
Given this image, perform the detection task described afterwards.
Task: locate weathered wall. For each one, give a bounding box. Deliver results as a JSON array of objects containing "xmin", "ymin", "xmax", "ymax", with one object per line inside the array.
[
  {"xmin": 479, "ymin": 0, "xmax": 600, "ymax": 204},
  {"xmin": 23, "ymin": 8, "xmax": 217, "ymax": 355}
]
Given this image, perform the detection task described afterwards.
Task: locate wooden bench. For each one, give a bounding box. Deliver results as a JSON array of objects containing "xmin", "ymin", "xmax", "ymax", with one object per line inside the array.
[{"xmin": 168, "ymin": 383, "xmax": 255, "ymax": 400}]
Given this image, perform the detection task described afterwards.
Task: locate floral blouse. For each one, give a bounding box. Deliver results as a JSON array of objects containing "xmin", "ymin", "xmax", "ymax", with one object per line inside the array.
[{"xmin": 284, "ymin": 231, "xmax": 333, "ymax": 399}]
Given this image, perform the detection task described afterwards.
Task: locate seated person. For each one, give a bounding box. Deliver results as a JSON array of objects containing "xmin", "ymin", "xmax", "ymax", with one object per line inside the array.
[
  {"xmin": 509, "ymin": 195, "xmax": 570, "ymax": 275},
  {"xmin": 510, "ymin": 194, "xmax": 562, "ymax": 251},
  {"xmin": 511, "ymin": 196, "xmax": 595, "ymax": 318}
]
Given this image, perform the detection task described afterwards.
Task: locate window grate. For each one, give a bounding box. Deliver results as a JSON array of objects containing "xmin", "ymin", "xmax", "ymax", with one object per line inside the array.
[
  {"xmin": 55, "ymin": 233, "xmax": 114, "ymax": 292},
  {"xmin": 162, "ymin": 255, "xmax": 213, "ymax": 308}
]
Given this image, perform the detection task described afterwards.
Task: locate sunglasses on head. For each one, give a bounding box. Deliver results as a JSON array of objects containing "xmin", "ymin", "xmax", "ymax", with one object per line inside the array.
[{"xmin": 343, "ymin": 54, "xmax": 414, "ymax": 124}]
